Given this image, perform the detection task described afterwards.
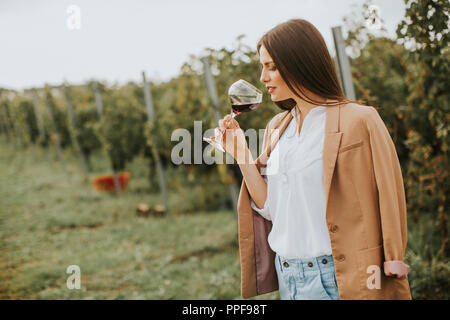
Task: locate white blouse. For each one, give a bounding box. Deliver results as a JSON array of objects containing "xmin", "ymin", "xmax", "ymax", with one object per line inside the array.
[{"xmin": 250, "ymin": 105, "xmax": 332, "ymax": 259}]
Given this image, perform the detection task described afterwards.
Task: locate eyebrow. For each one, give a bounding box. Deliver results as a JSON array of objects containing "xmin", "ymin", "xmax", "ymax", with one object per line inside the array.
[{"xmin": 260, "ymin": 60, "xmax": 274, "ymax": 65}]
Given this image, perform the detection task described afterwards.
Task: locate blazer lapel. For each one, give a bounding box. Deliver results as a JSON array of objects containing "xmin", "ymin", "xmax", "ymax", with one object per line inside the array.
[{"xmin": 322, "ymin": 105, "xmax": 343, "ymax": 212}]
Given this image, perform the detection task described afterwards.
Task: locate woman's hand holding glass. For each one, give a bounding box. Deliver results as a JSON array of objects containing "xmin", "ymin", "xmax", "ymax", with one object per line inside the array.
[
  {"xmin": 216, "ymin": 114, "xmax": 251, "ymax": 164},
  {"xmin": 203, "ymin": 79, "xmax": 262, "ymax": 163}
]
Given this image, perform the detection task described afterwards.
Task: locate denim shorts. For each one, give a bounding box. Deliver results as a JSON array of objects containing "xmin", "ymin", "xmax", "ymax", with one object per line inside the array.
[{"xmin": 275, "ymin": 253, "xmax": 340, "ymax": 300}]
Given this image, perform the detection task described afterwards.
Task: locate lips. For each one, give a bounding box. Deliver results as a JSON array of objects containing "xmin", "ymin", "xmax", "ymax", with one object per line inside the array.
[{"xmin": 267, "ymin": 86, "xmax": 276, "ymax": 93}]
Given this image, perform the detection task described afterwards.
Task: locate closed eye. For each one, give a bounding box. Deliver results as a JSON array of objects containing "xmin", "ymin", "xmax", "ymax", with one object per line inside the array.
[{"xmin": 260, "ymin": 64, "xmax": 277, "ymax": 71}]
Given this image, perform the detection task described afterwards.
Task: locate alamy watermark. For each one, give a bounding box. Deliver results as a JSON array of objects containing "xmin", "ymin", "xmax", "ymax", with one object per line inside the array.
[
  {"xmin": 66, "ymin": 5, "xmax": 81, "ymax": 30},
  {"xmin": 170, "ymin": 121, "xmax": 281, "ymax": 175},
  {"xmin": 66, "ymin": 265, "xmax": 81, "ymax": 289},
  {"xmin": 366, "ymin": 265, "xmax": 382, "ymax": 290}
]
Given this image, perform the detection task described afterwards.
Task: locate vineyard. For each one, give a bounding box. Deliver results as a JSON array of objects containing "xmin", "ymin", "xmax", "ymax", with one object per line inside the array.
[{"xmin": 0, "ymin": 0, "xmax": 448, "ymax": 299}]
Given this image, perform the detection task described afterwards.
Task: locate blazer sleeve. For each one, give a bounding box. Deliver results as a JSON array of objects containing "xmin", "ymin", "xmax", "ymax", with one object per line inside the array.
[{"xmin": 365, "ymin": 107, "xmax": 409, "ymax": 264}]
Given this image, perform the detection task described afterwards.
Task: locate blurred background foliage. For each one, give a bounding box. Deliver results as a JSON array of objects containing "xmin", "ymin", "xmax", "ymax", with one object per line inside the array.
[{"xmin": 0, "ymin": 0, "xmax": 448, "ymax": 299}]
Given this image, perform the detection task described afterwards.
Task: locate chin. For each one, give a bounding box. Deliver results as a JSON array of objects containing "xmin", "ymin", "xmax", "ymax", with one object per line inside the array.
[
  {"xmin": 271, "ymin": 94, "xmax": 279, "ymax": 101},
  {"xmin": 271, "ymin": 95, "xmax": 285, "ymax": 102}
]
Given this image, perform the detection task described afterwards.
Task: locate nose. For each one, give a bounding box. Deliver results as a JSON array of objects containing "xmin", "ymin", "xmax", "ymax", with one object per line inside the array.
[{"xmin": 260, "ymin": 69, "xmax": 270, "ymax": 84}]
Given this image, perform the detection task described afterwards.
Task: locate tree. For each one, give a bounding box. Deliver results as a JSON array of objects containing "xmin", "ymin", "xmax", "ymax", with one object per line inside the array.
[{"xmin": 396, "ymin": 0, "xmax": 449, "ymax": 257}]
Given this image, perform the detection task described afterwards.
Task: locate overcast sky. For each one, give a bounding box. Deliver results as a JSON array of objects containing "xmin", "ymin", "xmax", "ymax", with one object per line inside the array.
[{"xmin": 0, "ymin": 0, "xmax": 406, "ymax": 90}]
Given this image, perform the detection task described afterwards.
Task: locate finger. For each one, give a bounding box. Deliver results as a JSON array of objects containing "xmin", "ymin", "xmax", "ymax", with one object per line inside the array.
[
  {"xmin": 224, "ymin": 119, "xmax": 233, "ymax": 129},
  {"xmin": 230, "ymin": 118, "xmax": 239, "ymax": 128},
  {"xmin": 218, "ymin": 119, "xmax": 224, "ymax": 129},
  {"xmin": 225, "ymin": 118, "xmax": 236, "ymax": 129},
  {"xmin": 221, "ymin": 130, "xmax": 226, "ymax": 145},
  {"xmin": 214, "ymin": 127, "xmax": 223, "ymax": 137}
]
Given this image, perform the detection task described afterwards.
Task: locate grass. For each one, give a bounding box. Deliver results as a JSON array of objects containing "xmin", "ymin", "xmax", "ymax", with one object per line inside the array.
[{"xmin": 0, "ymin": 140, "xmax": 279, "ymax": 300}]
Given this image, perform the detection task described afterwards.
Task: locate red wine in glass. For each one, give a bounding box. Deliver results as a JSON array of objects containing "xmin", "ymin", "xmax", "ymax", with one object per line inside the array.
[
  {"xmin": 231, "ymin": 102, "xmax": 261, "ymax": 115},
  {"xmin": 203, "ymin": 79, "xmax": 263, "ymax": 152}
]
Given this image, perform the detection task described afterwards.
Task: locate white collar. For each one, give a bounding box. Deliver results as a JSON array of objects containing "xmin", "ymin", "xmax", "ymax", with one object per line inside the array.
[{"xmin": 290, "ymin": 105, "xmax": 326, "ymax": 124}]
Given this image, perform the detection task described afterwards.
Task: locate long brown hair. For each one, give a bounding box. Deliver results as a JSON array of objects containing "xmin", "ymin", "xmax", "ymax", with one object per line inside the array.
[{"xmin": 257, "ymin": 19, "xmax": 364, "ymax": 110}]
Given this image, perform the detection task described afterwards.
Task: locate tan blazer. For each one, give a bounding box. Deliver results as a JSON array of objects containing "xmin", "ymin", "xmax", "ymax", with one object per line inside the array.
[{"xmin": 237, "ymin": 103, "xmax": 412, "ymax": 300}]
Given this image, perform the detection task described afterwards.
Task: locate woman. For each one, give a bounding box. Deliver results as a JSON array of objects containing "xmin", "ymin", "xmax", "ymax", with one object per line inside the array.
[{"xmin": 217, "ymin": 19, "xmax": 412, "ymax": 300}]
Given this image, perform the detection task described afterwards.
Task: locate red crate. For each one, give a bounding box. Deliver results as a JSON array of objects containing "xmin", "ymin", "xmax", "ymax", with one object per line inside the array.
[{"xmin": 92, "ymin": 172, "xmax": 130, "ymax": 192}]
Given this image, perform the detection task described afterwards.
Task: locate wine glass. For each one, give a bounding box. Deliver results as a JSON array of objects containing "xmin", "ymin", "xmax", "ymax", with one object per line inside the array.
[{"xmin": 203, "ymin": 79, "xmax": 263, "ymax": 153}]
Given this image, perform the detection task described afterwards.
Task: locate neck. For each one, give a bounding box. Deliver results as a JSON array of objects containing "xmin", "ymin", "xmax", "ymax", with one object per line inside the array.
[{"xmin": 292, "ymin": 94, "xmax": 328, "ymax": 115}]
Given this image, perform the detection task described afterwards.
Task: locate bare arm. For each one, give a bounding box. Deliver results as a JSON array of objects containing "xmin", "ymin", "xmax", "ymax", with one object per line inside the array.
[
  {"xmin": 219, "ymin": 114, "xmax": 269, "ymax": 210},
  {"xmin": 238, "ymin": 148, "xmax": 267, "ymax": 210}
]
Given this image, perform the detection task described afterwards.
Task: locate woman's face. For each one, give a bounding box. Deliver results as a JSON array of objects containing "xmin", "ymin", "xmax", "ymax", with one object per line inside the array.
[{"xmin": 259, "ymin": 45, "xmax": 293, "ymax": 102}]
